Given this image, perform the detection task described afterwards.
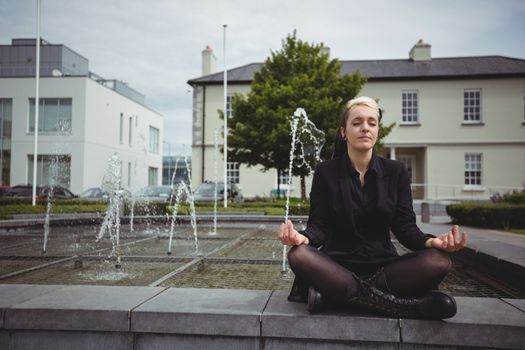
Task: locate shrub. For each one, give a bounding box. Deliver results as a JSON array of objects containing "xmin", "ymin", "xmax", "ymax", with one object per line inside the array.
[
  {"xmin": 502, "ymin": 191, "xmax": 525, "ymax": 205},
  {"xmin": 126, "ymin": 201, "xmax": 173, "ymax": 216},
  {"xmin": 446, "ymin": 202, "xmax": 525, "ymax": 229},
  {"xmin": 288, "ymin": 203, "xmax": 310, "ymax": 216}
]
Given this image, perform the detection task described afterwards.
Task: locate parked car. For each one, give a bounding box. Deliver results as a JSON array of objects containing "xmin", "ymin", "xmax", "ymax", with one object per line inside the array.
[
  {"xmin": 193, "ymin": 181, "xmax": 243, "ymax": 202},
  {"xmin": 0, "ymin": 186, "xmax": 12, "ymax": 197},
  {"xmin": 79, "ymin": 187, "xmax": 131, "ymax": 201},
  {"xmin": 134, "ymin": 186, "xmax": 175, "ymax": 202},
  {"xmin": 5, "ymin": 184, "xmax": 77, "ymax": 199}
]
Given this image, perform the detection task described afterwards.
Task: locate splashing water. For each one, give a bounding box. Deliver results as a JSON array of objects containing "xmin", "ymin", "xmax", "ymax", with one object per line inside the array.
[
  {"xmin": 282, "ymin": 108, "xmax": 325, "ymax": 274},
  {"xmin": 43, "ymin": 120, "xmax": 72, "ymax": 253},
  {"xmin": 167, "ymin": 150, "xmax": 200, "ymax": 256},
  {"xmin": 97, "ymin": 153, "xmax": 124, "ymax": 268}
]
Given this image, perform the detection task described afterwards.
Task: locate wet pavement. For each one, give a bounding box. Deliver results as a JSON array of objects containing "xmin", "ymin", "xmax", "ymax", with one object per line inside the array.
[{"xmin": 0, "ymin": 217, "xmax": 523, "ymax": 298}]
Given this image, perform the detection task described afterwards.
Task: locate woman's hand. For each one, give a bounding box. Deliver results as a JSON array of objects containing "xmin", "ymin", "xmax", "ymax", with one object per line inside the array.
[
  {"xmin": 425, "ymin": 225, "xmax": 467, "ymax": 252},
  {"xmin": 279, "ymin": 220, "xmax": 309, "ymax": 246}
]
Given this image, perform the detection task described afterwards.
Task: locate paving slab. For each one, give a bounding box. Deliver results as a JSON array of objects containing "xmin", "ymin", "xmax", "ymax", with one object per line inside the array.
[
  {"xmin": 4, "ymin": 285, "xmax": 165, "ymax": 332},
  {"xmin": 503, "ymin": 298, "xmax": 525, "ymax": 313},
  {"xmin": 262, "ymin": 338, "xmax": 398, "ymax": 350},
  {"xmin": 9, "ymin": 330, "xmax": 132, "ymax": 350},
  {"xmin": 0, "ymin": 284, "xmax": 64, "ymax": 328},
  {"xmin": 467, "ymin": 240, "xmax": 525, "ymax": 260},
  {"xmin": 135, "ymin": 333, "xmax": 260, "ymax": 350},
  {"xmin": 261, "ymin": 291, "xmax": 399, "ymax": 343},
  {"xmin": 0, "ymin": 330, "xmax": 9, "ymax": 349},
  {"xmin": 132, "ymin": 287, "xmax": 270, "ymax": 337},
  {"xmin": 401, "ymin": 297, "xmax": 525, "ymax": 349}
]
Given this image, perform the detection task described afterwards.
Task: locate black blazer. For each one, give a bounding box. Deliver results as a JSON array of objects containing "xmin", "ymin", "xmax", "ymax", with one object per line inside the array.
[{"xmin": 303, "ymin": 154, "xmax": 433, "ymax": 259}]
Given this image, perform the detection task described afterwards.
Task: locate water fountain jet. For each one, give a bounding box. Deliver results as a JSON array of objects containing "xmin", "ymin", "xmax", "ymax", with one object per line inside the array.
[{"xmin": 282, "ymin": 108, "xmax": 325, "ymax": 274}]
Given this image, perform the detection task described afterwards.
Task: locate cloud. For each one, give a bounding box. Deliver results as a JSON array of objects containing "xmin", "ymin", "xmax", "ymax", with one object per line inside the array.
[{"xmin": 2, "ymin": 0, "xmax": 524, "ymax": 146}]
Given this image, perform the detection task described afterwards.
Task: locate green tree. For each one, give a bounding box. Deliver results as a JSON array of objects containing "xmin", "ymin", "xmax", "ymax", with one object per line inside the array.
[{"xmin": 224, "ymin": 31, "xmax": 393, "ymax": 200}]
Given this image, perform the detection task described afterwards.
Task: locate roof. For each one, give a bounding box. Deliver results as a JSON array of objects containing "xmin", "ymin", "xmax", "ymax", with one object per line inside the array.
[{"xmin": 187, "ymin": 56, "xmax": 525, "ymax": 85}]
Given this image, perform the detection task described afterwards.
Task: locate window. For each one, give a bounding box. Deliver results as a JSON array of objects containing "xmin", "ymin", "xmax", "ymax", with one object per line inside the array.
[
  {"xmin": 119, "ymin": 113, "xmax": 124, "ymax": 144},
  {"xmin": 127, "ymin": 162, "xmax": 131, "ymax": 188},
  {"xmin": 27, "ymin": 154, "xmax": 71, "ymax": 188},
  {"xmin": 464, "ymin": 154, "xmax": 482, "ymax": 186},
  {"xmin": 464, "ymin": 89, "xmax": 481, "ymax": 123},
  {"xmin": 129, "ymin": 117, "xmax": 133, "ymax": 147},
  {"xmin": 29, "ymin": 98, "xmax": 72, "ymax": 133},
  {"xmin": 149, "ymin": 126, "xmax": 159, "ymax": 153},
  {"xmin": 278, "ymin": 168, "xmax": 291, "ymax": 185},
  {"xmin": 401, "ymin": 91, "xmax": 418, "ymax": 123},
  {"xmin": 227, "ymin": 162, "xmax": 240, "ymax": 184},
  {"xmin": 226, "ymin": 95, "xmax": 235, "ymax": 118},
  {"xmin": 148, "ymin": 167, "xmax": 158, "ymax": 186},
  {"xmin": 0, "ymin": 99, "xmax": 12, "ymax": 185}
]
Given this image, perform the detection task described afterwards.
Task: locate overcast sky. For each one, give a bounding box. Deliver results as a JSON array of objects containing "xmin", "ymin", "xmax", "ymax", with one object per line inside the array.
[{"xmin": 2, "ymin": 0, "xmax": 525, "ymax": 155}]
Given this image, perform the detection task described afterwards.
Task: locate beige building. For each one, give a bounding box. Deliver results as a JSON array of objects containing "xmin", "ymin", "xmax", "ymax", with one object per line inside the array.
[{"xmin": 187, "ymin": 41, "xmax": 525, "ymax": 200}]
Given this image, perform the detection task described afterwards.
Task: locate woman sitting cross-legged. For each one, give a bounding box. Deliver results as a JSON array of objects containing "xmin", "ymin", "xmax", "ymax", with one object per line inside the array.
[{"xmin": 279, "ymin": 96, "xmax": 467, "ymax": 319}]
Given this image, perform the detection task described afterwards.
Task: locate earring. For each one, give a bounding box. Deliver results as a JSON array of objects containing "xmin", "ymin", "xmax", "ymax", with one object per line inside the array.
[{"xmin": 342, "ymin": 135, "xmax": 347, "ymax": 141}]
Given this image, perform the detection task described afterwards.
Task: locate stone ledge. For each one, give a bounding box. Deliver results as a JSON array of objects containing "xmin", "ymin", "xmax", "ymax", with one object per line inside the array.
[
  {"xmin": 401, "ymin": 297, "xmax": 525, "ymax": 349},
  {"xmin": 132, "ymin": 288, "xmax": 270, "ymax": 337},
  {"xmin": 262, "ymin": 291, "xmax": 400, "ymax": 343},
  {"xmin": 3, "ymin": 285, "xmax": 165, "ymax": 332},
  {"xmin": 0, "ymin": 285, "xmax": 524, "ymax": 350},
  {"xmin": 0, "ymin": 284, "xmax": 64, "ymax": 328}
]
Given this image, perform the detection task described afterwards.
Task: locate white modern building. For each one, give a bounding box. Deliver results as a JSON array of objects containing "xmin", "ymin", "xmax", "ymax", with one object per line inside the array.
[
  {"xmin": 0, "ymin": 38, "xmax": 163, "ymax": 194},
  {"xmin": 187, "ymin": 41, "xmax": 525, "ymax": 200}
]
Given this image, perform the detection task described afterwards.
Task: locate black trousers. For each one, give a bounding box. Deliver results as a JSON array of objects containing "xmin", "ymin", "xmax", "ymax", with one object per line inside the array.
[{"xmin": 287, "ymin": 245, "xmax": 452, "ymax": 304}]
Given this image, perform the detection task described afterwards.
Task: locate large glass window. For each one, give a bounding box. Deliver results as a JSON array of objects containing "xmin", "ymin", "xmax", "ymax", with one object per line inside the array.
[
  {"xmin": 463, "ymin": 89, "xmax": 481, "ymax": 123},
  {"xmin": 27, "ymin": 154, "xmax": 71, "ymax": 188},
  {"xmin": 464, "ymin": 154, "xmax": 482, "ymax": 186},
  {"xmin": 119, "ymin": 113, "xmax": 124, "ymax": 144},
  {"xmin": 148, "ymin": 167, "xmax": 158, "ymax": 186},
  {"xmin": 278, "ymin": 168, "xmax": 291, "ymax": 185},
  {"xmin": 129, "ymin": 117, "xmax": 133, "ymax": 147},
  {"xmin": 226, "ymin": 95, "xmax": 235, "ymax": 118},
  {"xmin": 401, "ymin": 91, "xmax": 418, "ymax": 123},
  {"xmin": 149, "ymin": 126, "xmax": 159, "ymax": 153},
  {"xmin": 227, "ymin": 162, "xmax": 240, "ymax": 184},
  {"xmin": 0, "ymin": 99, "xmax": 12, "ymax": 185},
  {"xmin": 127, "ymin": 162, "xmax": 131, "ymax": 188},
  {"xmin": 29, "ymin": 98, "xmax": 72, "ymax": 133}
]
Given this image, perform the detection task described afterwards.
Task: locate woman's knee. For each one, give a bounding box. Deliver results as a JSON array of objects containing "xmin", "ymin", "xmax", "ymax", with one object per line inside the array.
[
  {"xmin": 423, "ymin": 248, "xmax": 452, "ymax": 275},
  {"xmin": 287, "ymin": 244, "xmax": 313, "ymax": 269}
]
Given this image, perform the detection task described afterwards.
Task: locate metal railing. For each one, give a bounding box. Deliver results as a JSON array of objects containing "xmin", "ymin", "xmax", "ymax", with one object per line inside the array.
[{"xmin": 409, "ymin": 183, "xmax": 523, "ymax": 201}]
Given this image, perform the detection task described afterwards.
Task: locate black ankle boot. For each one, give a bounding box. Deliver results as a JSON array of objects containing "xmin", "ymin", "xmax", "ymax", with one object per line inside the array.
[
  {"xmin": 346, "ymin": 277, "xmax": 457, "ymax": 319},
  {"xmin": 365, "ymin": 268, "xmax": 390, "ymax": 292},
  {"xmin": 307, "ymin": 286, "xmax": 324, "ymax": 313}
]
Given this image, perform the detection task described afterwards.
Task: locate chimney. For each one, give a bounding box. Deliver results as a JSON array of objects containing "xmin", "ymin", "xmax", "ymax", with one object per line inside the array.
[
  {"xmin": 320, "ymin": 42, "xmax": 330, "ymax": 58},
  {"xmin": 202, "ymin": 45, "xmax": 217, "ymax": 76},
  {"xmin": 409, "ymin": 39, "xmax": 431, "ymax": 61}
]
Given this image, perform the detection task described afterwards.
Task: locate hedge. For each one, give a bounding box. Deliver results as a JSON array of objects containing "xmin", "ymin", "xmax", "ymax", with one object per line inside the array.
[
  {"xmin": 0, "ymin": 197, "xmax": 312, "ymax": 218},
  {"xmin": 446, "ymin": 202, "xmax": 525, "ymax": 229},
  {"xmin": 125, "ymin": 200, "xmax": 311, "ymax": 216},
  {"xmin": 502, "ymin": 191, "xmax": 525, "ymax": 205}
]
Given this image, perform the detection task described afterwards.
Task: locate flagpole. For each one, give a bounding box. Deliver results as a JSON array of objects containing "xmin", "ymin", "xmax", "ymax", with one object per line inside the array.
[
  {"xmin": 223, "ymin": 24, "xmax": 228, "ymax": 208},
  {"xmin": 32, "ymin": 0, "xmax": 41, "ymax": 206}
]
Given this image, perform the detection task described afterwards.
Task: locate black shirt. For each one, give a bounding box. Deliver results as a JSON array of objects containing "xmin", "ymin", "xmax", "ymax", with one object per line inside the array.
[{"xmin": 346, "ymin": 153, "xmax": 379, "ymax": 240}]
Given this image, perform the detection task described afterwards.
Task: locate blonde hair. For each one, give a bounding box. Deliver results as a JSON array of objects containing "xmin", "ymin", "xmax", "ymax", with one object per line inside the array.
[{"xmin": 346, "ymin": 96, "xmax": 380, "ymax": 118}]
